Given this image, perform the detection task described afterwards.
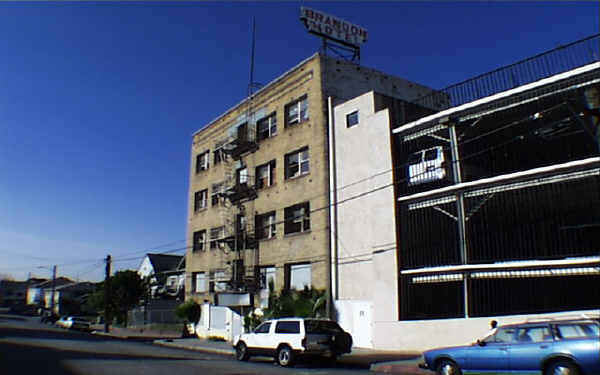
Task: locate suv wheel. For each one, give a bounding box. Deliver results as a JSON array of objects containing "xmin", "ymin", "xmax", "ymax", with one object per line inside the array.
[
  {"xmin": 235, "ymin": 342, "xmax": 249, "ymax": 361},
  {"xmin": 545, "ymin": 360, "xmax": 580, "ymax": 375},
  {"xmin": 277, "ymin": 345, "xmax": 294, "ymax": 367}
]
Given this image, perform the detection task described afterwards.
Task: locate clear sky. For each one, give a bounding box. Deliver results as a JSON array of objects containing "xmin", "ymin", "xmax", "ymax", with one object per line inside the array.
[{"xmin": 0, "ymin": 2, "xmax": 598, "ymax": 282}]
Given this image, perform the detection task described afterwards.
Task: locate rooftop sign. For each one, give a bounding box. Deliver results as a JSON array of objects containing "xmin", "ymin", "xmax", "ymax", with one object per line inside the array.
[{"xmin": 300, "ymin": 7, "xmax": 368, "ymax": 48}]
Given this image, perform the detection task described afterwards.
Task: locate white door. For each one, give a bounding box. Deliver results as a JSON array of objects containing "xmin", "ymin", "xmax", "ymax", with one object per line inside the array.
[{"xmin": 352, "ymin": 302, "xmax": 372, "ymax": 348}]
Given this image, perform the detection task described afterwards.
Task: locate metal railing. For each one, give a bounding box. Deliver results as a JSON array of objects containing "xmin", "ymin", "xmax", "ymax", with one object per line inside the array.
[{"xmin": 406, "ymin": 34, "xmax": 600, "ymax": 123}]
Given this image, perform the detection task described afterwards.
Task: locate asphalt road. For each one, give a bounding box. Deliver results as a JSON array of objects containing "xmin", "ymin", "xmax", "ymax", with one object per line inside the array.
[{"xmin": 0, "ymin": 314, "xmax": 370, "ymax": 375}]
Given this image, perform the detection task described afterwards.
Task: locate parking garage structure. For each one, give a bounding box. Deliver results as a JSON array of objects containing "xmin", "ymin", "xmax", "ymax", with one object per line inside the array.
[{"xmin": 392, "ymin": 35, "xmax": 600, "ymax": 322}]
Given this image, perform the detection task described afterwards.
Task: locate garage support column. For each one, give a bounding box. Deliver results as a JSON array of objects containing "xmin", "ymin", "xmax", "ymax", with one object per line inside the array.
[{"xmin": 448, "ymin": 120, "xmax": 469, "ymax": 318}]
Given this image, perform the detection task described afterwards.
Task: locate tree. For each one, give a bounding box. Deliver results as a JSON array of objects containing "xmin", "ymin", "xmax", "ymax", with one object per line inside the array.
[{"xmin": 85, "ymin": 271, "xmax": 147, "ymax": 326}]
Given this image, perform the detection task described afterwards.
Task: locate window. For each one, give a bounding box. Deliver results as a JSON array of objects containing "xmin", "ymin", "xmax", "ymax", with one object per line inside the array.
[
  {"xmin": 284, "ymin": 202, "xmax": 310, "ymax": 234},
  {"xmin": 237, "ymin": 167, "xmax": 248, "ymax": 186},
  {"xmin": 209, "ymin": 226, "xmax": 225, "ymax": 250},
  {"xmin": 557, "ymin": 323, "xmax": 600, "ymax": 339},
  {"xmin": 258, "ymin": 266, "xmax": 276, "ymax": 308},
  {"xmin": 213, "ymin": 140, "xmax": 226, "ymax": 165},
  {"xmin": 257, "ymin": 112, "xmax": 277, "ymax": 141},
  {"xmin": 254, "ymin": 322, "xmax": 271, "ymax": 334},
  {"xmin": 255, "ymin": 211, "xmax": 276, "ymax": 240},
  {"xmin": 346, "ymin": 110, "xmax": 359, "ymax": 128},
  {"xmin": 490, "ymin": 328, "xmax": 516, "ymax": 343},
  {"xmin": 284, "ymin": 147, "xmax": 309, "ymax": 179},
  {"xmin": 255, "ymin": 160, "xmax": 276, "ymax": 189},
  {"xmin": 285, "ymin": 262, "xmax": 311, "ymax": 290},
  {"xmin": 209, "ymin": 270, "xmax": 228, "ymax": 292},
  {"xmin": 192, "ymin": 230, "xmax": 206, "ymax": 252},
  {"xmin": 275, "ymin": 321, "xmax": 300, "ymax": 334},
  {"xmin": 195, "ymin": 151, "xmax": 209, "ymax": 173},
  {"xmin": 211, "ymin": 182, "xmax": 224, "ymax": 206},
  {"xmin": 194, "ymin": 189, "xmax": 208, "ymax": 212},
  {"xmin": 192, "ymin": 272, "xmax": 207, "ymax": 293},
  {"xmin": 285, "ymin": 95, "xmax": 308, "ymax": 126},
  {"xmin": 516, "ymin": 326, "xmax": 552, "ymax": 342}
]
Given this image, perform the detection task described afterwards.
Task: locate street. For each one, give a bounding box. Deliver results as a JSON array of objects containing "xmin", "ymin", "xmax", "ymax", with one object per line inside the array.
[{"xmin": 0, "ymin": 315, "xmax": 374, "ymax": 375}]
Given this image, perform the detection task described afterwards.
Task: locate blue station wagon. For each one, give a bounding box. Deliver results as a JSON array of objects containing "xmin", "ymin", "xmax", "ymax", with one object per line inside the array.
[{"xmin": 419, "ymin": 317, "xmax": 600, "ymax": 375}]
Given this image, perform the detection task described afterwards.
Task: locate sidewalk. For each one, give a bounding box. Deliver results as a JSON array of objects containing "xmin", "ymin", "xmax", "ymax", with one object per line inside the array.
[
  {"xmin": 153, "ymin": 338, "xmax": 429, "ymax": 374},
  {"xmin": 91, "ymin": 325, "xmax": 428, "ymax": 374}
]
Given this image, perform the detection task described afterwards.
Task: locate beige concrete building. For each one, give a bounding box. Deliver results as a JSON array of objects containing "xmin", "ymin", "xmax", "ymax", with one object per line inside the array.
[{"xmin": 185, "ymin": 52, "xmax": 436, "ymax": 311}]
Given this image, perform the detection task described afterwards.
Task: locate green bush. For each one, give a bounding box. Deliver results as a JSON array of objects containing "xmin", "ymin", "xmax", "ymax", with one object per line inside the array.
[{"xmin": 175, "ymin": 300, "xmax": 201, "ymax": 323}]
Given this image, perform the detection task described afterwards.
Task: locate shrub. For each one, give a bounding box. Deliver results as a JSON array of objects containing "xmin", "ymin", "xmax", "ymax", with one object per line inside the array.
[{"xmin": 175, "ymin": 300, "xmax": 201, "ymax": 323}]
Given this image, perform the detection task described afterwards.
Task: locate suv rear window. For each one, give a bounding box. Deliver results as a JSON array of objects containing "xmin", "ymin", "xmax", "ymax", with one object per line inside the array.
[
  {"xmin": 275, "ymin": 321, "xmax": 300, "ymax": 334},
  {"xmin": 305, "ymin": 320, "xmax": 342, "ymax": 334}
]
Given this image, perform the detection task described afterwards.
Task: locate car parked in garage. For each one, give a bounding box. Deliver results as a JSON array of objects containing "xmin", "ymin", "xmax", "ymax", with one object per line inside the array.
[
  {"xmin": 419, "ymin": 317, "xmax": 600, "ymax": 375},
  {"xmin": 233, "ymin": 318, "xmax": 353, "ymax": 367}
]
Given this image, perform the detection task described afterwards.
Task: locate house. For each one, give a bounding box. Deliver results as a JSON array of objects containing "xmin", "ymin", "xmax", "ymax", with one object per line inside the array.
[
  {"xmin": 138, "ymin": 253, "xmax": 184, "ymax": 298},
  {"xmin": 26, "ymin": 277, "xmax": 72, "ymax": 306},
  {"xmin": 330, "ymin": 35, "xmax": 600, "ymax": 350},
  {"xmin": 185, "ymin": 51, "xmax": 440, "ymax": 314},
  {"xmin": 0, "ymin": 280, "xmax": 29, "ymax": 307},
  {"xmin": 44, "ymin": 282, "xmax": 95, "ymax": 315}
]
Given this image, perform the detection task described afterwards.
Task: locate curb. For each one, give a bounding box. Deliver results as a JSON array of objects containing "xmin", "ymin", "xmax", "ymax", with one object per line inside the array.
[
  {"xmin": 370, "ymin": 362, "xmax": 429, "ymax": 374},
  {"xmin": 153, "ymin": 339, "xmax": 235, "ymax": 356}
]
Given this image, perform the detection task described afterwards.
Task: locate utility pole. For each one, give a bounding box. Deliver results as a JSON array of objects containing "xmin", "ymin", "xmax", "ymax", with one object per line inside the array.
[
  {"xmin": 50, "ymin": 265, "xmax": 57, "ymax": 315},
  {"xmin": 104, "ymin": 254, "xmax": 111, "ymax": 333}
]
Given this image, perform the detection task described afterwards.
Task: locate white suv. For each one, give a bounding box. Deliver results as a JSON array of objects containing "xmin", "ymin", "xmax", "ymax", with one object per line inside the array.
[{"xmin": 233, "ymin": 318, "xmax": 353, "ymax": 367}]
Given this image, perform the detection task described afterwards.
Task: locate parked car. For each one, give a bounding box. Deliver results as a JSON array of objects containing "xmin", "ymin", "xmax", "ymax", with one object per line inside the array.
[
  {"xmin": 55, "ymin": 316, "xmax": 90, "ymax": 331},
  {"xmin": 55, "ymin": 316, "xmax": 69, "ymax": 328},
  {"xmin": 419, "ymin": 317, "xmax": 600, "ymax": 375},
  {"xmin": 233, "ymin": 318, "xmax": 353, "ymax": 367}
]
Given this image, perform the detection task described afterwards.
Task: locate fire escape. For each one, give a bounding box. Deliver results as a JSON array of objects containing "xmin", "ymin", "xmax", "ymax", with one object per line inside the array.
[{"xmin": 214, "ymin": 116, "xmax": 261, "ymax": 295}]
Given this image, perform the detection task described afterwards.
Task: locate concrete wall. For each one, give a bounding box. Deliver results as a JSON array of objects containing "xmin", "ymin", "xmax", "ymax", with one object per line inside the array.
[
  {"xmin": 331, "ymin": 91, "xmax": 399, "ymax": 349},
  {"xmin": 371, "ymin": 309, "xmax": 600, "ymax": 352}
]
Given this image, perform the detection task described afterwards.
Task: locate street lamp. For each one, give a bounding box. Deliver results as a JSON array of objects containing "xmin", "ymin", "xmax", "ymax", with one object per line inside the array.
[{"xmin": 37, "ymin": 265, "xmax": 57, "ymax": 315}]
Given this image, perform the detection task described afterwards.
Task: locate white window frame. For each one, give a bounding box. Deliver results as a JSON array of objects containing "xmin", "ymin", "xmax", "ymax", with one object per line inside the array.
[
  {"xmin": 209, "ymin": 226, "xmax": 225, "ymax": 250},
  {"xmin": 211, "ymin": 182, "xmax": 224, "ymax": 206},
  {"xmin": 193, "ymin": 272, "xmax": 207, "ymax": 293},
  {"xmin": 196, "ymin": 151, "xmax": 209, "ymax": 173},
  {"xmin": 258, "ymin": 211, "xmax": 277, "ymax": 240},
  {"xmin": 285, "ymin": 147, "xmax": 309, "ymax": 179},
  {"xmin": 286, "ymin": 96, "xmax": 308, "ymax": 126},
  {"xmin": 256, "ymin": 161, "xmax": 275, "ymax": 189},
  {"xmin": 194, "ymin": 189, "xmax": 208, "ymax": 211},
  {"xmin": 289, "ymin": 263, "xmax": 311, "ymax": 290},
  {"xmin": 193, "ymin": 230, "xmax": 206, "ymax": 252},
  {"xmin": 257, "ymin": 112, "xmax": 277, "ymax": 140}
]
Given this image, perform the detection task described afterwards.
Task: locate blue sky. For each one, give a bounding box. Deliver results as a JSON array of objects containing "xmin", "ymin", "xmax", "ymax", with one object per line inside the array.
[{"xmin": 0, "ymin": 2, "xmax": 598, "ymax": 282}]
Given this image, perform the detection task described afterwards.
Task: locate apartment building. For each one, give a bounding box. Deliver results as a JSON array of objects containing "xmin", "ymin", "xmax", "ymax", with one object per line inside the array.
[
  {"xmin": 331, "ymin": 35, "xmax": 600, "ymax": 350},
  {"xmin": 185, "ymin": 52, "xmax": 439, "ymax": 310}
]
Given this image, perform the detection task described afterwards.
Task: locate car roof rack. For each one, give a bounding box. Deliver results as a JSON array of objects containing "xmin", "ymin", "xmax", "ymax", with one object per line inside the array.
[{"xmin": 524, "ymin": 313, "xmax": 600, "ymax": 323}]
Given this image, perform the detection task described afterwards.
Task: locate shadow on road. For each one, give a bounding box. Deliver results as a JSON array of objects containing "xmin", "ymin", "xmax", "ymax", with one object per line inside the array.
[{"xmin": 0, "ymin": 326, "xmax": 198, "ymax": 375}]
